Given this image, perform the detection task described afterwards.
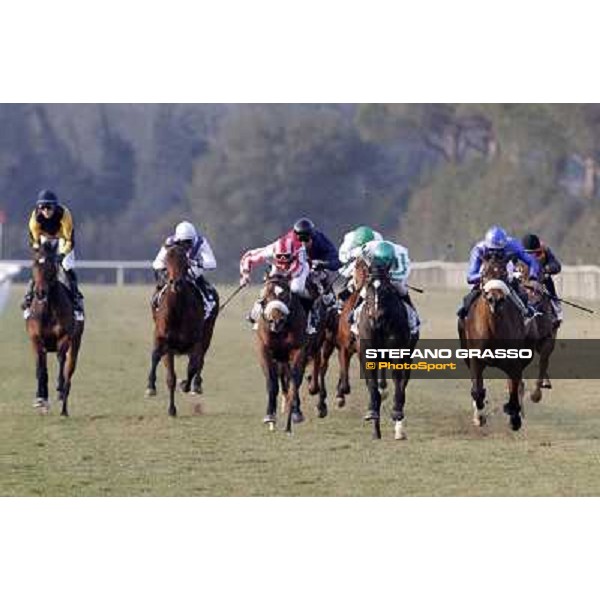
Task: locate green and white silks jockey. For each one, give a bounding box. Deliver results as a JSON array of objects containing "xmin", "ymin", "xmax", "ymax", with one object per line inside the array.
[
  {"xmin": 338, "ymin": 225, "xmax": 383, "ymax": 281},
  {"xmin": 350, "ymin": 239, "xmax": 420, "ymax": 337}
]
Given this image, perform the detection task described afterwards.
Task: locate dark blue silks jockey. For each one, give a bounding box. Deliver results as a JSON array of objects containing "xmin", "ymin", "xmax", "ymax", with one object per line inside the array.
[
  {"xmin": 458, "ymin": 225, "xmax": 540, "ymax": 320},
  {"xmin": 467, "ymin": 226, "xmax": 540, "ymax": 285}
]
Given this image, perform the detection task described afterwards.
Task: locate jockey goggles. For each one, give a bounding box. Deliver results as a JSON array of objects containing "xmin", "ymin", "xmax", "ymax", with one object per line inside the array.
[
  {"xmin": 38, "ymin": 203, "xmax": 55, "ymax": 211},
  {"xmin": 275, "ymin": 252, "xmax": 292, "ymax": 262}
]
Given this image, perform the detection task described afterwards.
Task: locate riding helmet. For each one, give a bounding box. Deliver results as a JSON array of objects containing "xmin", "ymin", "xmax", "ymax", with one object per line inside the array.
[
  {"xmin": 522, "ymin": 233, "xmax": 541, "ymax": 252},
  {"xmin": 174, "ymin": 221, "xmax": 197, "ymax": 242},
  {"xmin": 353, "ymin": 226, "xmax": 376, "ymax": 246},
  {"xmin": 293, "ymin": 217, "xmax": 315, "ymax": 241},
  {"xmin": 36, "ymin": 189, "xmax": 59, "ymax": 207},
  {"xmin": 484, "ymin": 225, "xmax": 508, "ymax": 249},
  {"xmin": 370, "ymin": 241, "xmax": 395, "ymax": 268}
]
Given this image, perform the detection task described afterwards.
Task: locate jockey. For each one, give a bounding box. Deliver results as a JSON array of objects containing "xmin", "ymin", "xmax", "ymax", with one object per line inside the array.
[
  {"xmin": 457, "ymin": 225, "xmax": 540, "ymax": 320},
  {"xmin": 152, "ymin": 221, "xmax": 218, "ymax": 317},
  {"xmin": 240, "ymin": 218, "xmax": 338, "ymax": 333},
  {"xmin": 292, "ymin": 217, "xmax": 341, "ymax": 304},
  {"xmin": 22, "ymin": 189, "xmax": 84, "ymax": 321},
  {"xmin": 351, "ymin": 239, "xmax": 420, "ymax": 337},
  {"xmin": 337, "ymin": 225, "xmax": 383, "ymax": 300},
  {"xmin": 522, "ymin": 233, "xmax": 563, "ymax": 324}
]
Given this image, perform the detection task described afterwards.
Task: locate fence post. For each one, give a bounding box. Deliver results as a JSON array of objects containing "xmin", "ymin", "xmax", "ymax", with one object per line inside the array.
[{"xmin": 116, "ymin": 266, "xmax": 125, "ymax": 287}]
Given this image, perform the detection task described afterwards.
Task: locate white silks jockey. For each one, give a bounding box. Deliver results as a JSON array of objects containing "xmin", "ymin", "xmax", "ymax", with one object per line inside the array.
[
  {"xmin": 152, "ymin": 221, "xmax": 218, "ymax": 318},
  {"xmin": 350, "ymin": 239, "xmax": 420, "ymax": 337},
  {"xmin": 240, "ymin": 230, "xmax": 318, "ymax": 332}
]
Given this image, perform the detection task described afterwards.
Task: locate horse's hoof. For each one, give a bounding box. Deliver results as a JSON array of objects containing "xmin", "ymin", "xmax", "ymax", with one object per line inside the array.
[
  {"xmin": 263, "ymin": 414, "xmax": 276, "ymax": 425},
  {"xmin": 168, "ymin": 407, "xmax": 177, "ymax": 417},
  {"xmin": 541, "ymin": 378, "xmax": 552, "ymax": 389},
  {"xmin": 336, "ymin": 396, "xmax": 346, "ymax": 408},
  {"xmin": 530, "ymin": 389, "xmax": 542, "ymax": 404},
  {"xmin": 61, "ymin": 410, "xmax": 69, "ymax": 417},
  {"xmin": 510, "ymin": 414, "xmax": 522, "ymax": 431},
  {"xmin": 192, "ymin": 384, "xmax": 203, "ymax": 395},
  {"xmin": 291, "ymin": 411, "xmax": 305, "ymax": 424},
  {"xmin": 364, "ymin": 410, "xmax": 379, "ymax": 421},
  {"xmin": 394, "ymin": 421, "xmax": 407, "ymax": 440},
  {"xmin": 179, "ymin": 380, "xmax": 191, "ymax": 394},
  {"xmin": 308, "ymin": 385, "xmax": 319, "ymax": 396},
  {"xmin": 317, "ymin": 403, "xmax": 328, "ymax": 419},
  {"xmin": 145, "ymin": 388, "xmax": 157, "ymax": 398}
]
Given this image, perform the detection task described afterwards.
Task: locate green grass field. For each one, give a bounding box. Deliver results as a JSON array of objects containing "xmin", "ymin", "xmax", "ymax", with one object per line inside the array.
[{"xmin": 1, "ymin": 284, "xmax": 599, "ymax": 496}]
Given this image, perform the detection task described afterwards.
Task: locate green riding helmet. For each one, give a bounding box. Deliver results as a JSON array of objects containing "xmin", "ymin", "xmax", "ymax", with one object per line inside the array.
[
  {"xmin": 369, "ymin": 241, "xmax": 396, "ymax": 269},
  {"xmin": 353, "ymin": 225, "xmax": 375, "ymax": 247}
]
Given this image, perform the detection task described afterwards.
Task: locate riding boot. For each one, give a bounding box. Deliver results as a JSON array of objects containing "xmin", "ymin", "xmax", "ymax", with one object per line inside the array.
[
  {"xmin": 457, "ymin": 288, "xmax": 480, "ymax": 319},
  {"xmin": 508, "ymin": 287, "xmax": 534, "ymax": 319},
  {"xmin": 401, "ymin": 294, "xmax": 420, "ymax": 336},
  {"xmin": 21, "ymin": 279, "xmax": 34, "ymax": 312},
  {"xmin": 65, "ymin": 270, "xmax": 85, "ymax": 319},
  {"xmin": 246, "ymin": 300, "xmax": 264, "ymax": 325},
  {"xmin": 196, "ymin": 275, "xmax": 216, "ymax": 318}
]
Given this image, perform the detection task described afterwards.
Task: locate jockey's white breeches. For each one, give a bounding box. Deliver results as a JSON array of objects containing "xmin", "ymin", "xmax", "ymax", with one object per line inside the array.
[{"xmin": 62, "ymin": 250, "xmax": 76, "ymax": 272}]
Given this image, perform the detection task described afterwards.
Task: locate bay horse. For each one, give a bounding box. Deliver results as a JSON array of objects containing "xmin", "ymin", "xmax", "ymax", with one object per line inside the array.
[
  {"xmin": 26, "ymin": 241, "xmax": 84, "ymax": 416},
  {"xmin": 146, "ymin": 243, "xmax": 218, "ymax": 416},
  {"xmin": 457, "ymin": 255, "xmax": 534, "ymax": 431},
  {"xmin": 303, "ymin": 266, "xmax": 339, "ymax": 418},
  {"xmin": 514, "ymin": 260, "xmax": 557, "ymax": 402},
  {"xmin": 357, "ymin": 264, "xmax": 416, "ymax": 440},
  {"xmin": 255, "ymin": 272, "xmax": 307, "ymax": 433}
]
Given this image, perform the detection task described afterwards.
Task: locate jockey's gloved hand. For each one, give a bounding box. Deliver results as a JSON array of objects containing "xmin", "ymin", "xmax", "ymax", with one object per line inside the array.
[
  {"xmin": 240, "ymin": 271, "xmax": 251, "ymax": 287},
  {"xmin": 311, "ymin": 260, "xmax": 327, "ymax": 272}
]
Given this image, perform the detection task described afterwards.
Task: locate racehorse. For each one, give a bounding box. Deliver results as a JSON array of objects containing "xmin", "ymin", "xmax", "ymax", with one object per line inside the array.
[
  {"xmin": 514, "ymin": 260, "xmax": 557, "ymax": 402},
  {"xmin": 303, "ymin": 265, "xmax": 338, "ymax": 418},
  {"xmin": 146, "ymin": 243, "xmax": 219, "ymax": 416},
  {"xmin": 26, "ymin": 240, "xmax": 84, "ymax": 416},
  {"xmin": 331, "ymin": 258, "xmax": 388, "ymax": 409},
  {"xmin": 458, "ymin": 255, "xmax": 533, "ymax": 430},
  {"xmin": 357, "ymin": 263, "xmax": 416, "ymax": 440},
  {"xmin": 255, "ymin": 272, "xmax": 307, "ymax": 433}
]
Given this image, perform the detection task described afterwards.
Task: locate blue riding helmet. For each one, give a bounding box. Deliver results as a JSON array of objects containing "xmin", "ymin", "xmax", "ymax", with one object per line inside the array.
[
  {"xmin": 484, "ymin": 225, "xmax": 508, "ymax": 249},
  {"xmin": 36, "ymin": 189, "xmax": 59, "ymax": 207}
]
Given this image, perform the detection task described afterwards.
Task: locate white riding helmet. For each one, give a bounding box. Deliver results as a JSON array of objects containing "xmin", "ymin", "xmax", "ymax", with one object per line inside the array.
[{"xmin": 174, "ymin": 221, "xmax": 197, "ymax": 242}]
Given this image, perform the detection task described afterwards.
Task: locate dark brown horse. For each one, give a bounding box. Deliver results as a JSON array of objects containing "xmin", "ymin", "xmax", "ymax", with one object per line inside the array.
[
  {"xmin": 255, "ymin": 273, "xmax": 307, "ymax": 433},
  {"xmin": 458, "ymin": 256, "xmax": 533, "ymax": 431},
  {"xmin": 357, "ymin": 264, "xmax": 416, "ymax": 440},
  {"xmin": 146, "ymin": 243, "xmax": 219, "ymax": 416},
  {"xmin": 26, "ymin": 241, "xmax": 84, "ymax": 416},
  {"xmin": 515, "ymin": 260, "xmax": 558, "ymax": 402}
]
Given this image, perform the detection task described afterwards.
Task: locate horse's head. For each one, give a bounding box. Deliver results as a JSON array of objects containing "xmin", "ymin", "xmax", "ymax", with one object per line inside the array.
[
  {"xmin": 363, "ymin": 266, "xmax": 397, "ymax": 327},
  {"xmin": 478, "ymin": 253, "xmax": 511, "ymax": 314},
  {"xmin": 164, "ymin": 243, "xmax": 189, "ymax": 293},
  {"xmin": 353, "ymin": 257, "xmax": 369, "ymax": 291},
  {"xmin": 32, "ymin": 240, "xmax": 60, "ymax": 302},
  {"xmin": 514, "ymin": 260, "xmax": 544, "ymax": 305},
  {"xmin": 261, "ymin": 274, "xmax": 292, "ymax": 333}
]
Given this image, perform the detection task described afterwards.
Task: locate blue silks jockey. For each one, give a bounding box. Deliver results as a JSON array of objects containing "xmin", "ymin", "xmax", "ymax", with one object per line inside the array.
[{"xmin": 458, "ymin": 225, "xmax": 541, "ymax": 320}]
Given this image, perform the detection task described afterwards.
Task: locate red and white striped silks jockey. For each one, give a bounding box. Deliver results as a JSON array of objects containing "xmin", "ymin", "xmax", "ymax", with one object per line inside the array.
[{"xmin": 240, "ymin": 230, "xmax": 307, "ymax": 280}]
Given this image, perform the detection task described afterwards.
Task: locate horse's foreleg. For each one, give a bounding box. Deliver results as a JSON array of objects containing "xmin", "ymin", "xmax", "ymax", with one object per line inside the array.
[
  {"xmin": 336, "ymin": 346, "xmax": 352, "ymax": 406},
  {"xmin": 286, "ymin": 349, "xmax": 306, "ymax": 433},
  {"xmin": 259, "ymin": 349, "xmax": 278, "ymax": 429},
  {"xmin": 146, "ymin": 344, "xmax": 164, "ymax": 397},
  {"xmin": 364, "ymin": 373, "xmax": 382, "ymax": 439},
  {"xmin": 317, "ymin": 339, "xmax": 335, "ymax": 419},
  {"xmin": 391, "ymin": 372, "xmax": 408, "ymax": 440},
  {"xmin": 505, "ymin": 376, "xmax": 523, "ymax": 431},
  {"xmin": 470, "ymin": 360, "xmax": 487, "ymax": 426},
  {"xmin": 182, "ymin": 341, "xmax": 203, "ymax": 394},
  {"xmin": 56, "ymin": 337, "xmax": 70, "ymax": 415},
  {"xmin": 59, "ymin": 332, "xmax": 82, "ymax": 418},
  {"xmin": 32, "ymin": 340, "xmax": 49, "ymax": 410},
  {"xmin": 164, "ymin": 352, "xmax": 177, "ymax": 417}
]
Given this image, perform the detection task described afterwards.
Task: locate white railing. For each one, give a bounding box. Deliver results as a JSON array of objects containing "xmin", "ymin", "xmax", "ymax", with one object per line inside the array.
[
  {"xmin": 1, "ymin": 259, "xmax": 600, "ymax": 300},
  {"xmin": 0, "ymin": 260, "xmax": 150, "ymax": 286},
  {"xmin": 410, "ymin": 261, "xmax": 600, "ymax": 301}
]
